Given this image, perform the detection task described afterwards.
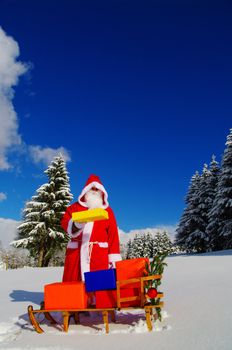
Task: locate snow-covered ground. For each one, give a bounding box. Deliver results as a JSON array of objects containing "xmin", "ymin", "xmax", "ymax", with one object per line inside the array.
[{"xmin": 0, "ymin": 251, "xmax": 232, "ymax": 350}]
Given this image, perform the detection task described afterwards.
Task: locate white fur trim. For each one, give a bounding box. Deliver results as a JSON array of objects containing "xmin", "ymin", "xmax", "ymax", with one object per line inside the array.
[
  {"xmin": 80, "ymin": 221, "xmax": 94, "ymax": 281},
  {"xmin": 67, "ymin": 241, "xmax": 79, "ymax": 249},
  {"xmin": 108, "ymin": 253, "xmax": 122, "ymax": 263},
  {"xmin": 78, "ymin": 181, "xmax": 109, "ymax": 209}
]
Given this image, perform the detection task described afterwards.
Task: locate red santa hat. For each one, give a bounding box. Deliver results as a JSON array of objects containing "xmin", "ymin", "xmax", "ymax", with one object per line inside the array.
[{"xmin": 78, "ymin": 174, "xmax": 109, "ymax": 209}]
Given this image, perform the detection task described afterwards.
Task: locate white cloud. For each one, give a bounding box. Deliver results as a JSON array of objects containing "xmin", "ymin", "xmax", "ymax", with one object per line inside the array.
[
  {"xmin": 29, "ymin": 145, "xmax": 71, "ymax": 166},
  {"xmin": 0, "ymin": 216, "xmax": 176, "ymax": 251},
  {"xmin": 0, "ymin": 27, "xmax": 71, "ymax": 171},
  {"xmin": 0, "ymin": 27, "xmax": 28, "ymax": 170},
  {"xmin": 0, "ymin": 192, "xmax": 7, "ymax": 201},
  {"xmin": 0, "ymin": 218, "xmax": 19, "ymax": 249}
]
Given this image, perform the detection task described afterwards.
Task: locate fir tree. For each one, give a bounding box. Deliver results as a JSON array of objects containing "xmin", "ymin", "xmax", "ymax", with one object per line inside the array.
[
  {"xmin": 205, "ymin": 155, "xmax": 220, "ymax": 250},
  {"xmin": 208, "ymin": 155, "xmax": 220, "ymax": 203},
  {"xmin": 126, "ymin": 239, "xmax": 133, "ymax": 259},
  {"xmin": 120, "ymin": 243, "xmax": 127, "ymax": 260},
  {"xmin": 206, "ymin": 155, "xmax": 220, "ymax": 214},
  {"xmin": 185, "ymin": 164, "xmax": 211, "ymax": 252},
  {"xmin": 175, "ymin": 171, "xmax": 201, "ymax": 251},
  {"xmin": 126, "ymin": 231, "xmax": 173, "ymax": 258},
  {"xmin": 131, "ymin": 234, "xmax": 144, "ymax": 258},
  {"xmin": 130, "ymin": 235, "xmax": 138, "ymax": 258},
  {"xmin": 160, "ymin": 231, "xmax": 173, "ymax": 254},
  {"xmin": 128, "ymin": 233, "xmax": 149, "ymax": 258},
  {"xmin": 143, "ymin": 232, "xmax": 153, "ymax": 258},
  {"xmin": 12, "ymin": 155, "xmax": 73, "ymax": 267},
  {"xmin": 153, "ymin": 231, "xmax": 172, "ymax": 255},
  {"xmin": 207, "ymin": 129, "xmax": 232, "ymax": 250}
]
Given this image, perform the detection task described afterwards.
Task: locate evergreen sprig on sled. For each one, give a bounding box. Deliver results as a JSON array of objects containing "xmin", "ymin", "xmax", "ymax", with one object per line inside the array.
[{"xmin": 145, "ymin": 253, "xmax": 168, "ymax": 321}]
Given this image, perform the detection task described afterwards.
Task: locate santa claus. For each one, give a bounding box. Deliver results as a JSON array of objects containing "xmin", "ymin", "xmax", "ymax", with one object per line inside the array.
[{"xmin": 61, "ymin": 174, "xmax": 122, "ymax": 282}]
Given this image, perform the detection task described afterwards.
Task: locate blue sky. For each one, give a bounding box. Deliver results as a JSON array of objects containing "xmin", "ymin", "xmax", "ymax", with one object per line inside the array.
[{"xmin": 0, "ymin": 0, "xmax": 231, "ymax": 232}]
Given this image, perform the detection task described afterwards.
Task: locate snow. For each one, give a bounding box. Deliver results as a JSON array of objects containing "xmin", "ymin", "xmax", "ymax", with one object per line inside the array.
[{"xmin": 0, "ymin": 252, "xmax": 232, "ymax": 349}]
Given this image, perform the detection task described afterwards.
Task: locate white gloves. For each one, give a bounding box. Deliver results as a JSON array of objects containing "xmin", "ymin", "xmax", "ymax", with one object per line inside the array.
[
  {"xmin": 74, "ymin": 222, "xmax": 85, "ymax": 229},
  {"xmin": 70, "ymin": 221, "xmax": 85, "ymax": 238},
  {"xmin": 108, "ymin": 262, "xmax": 116, "ymax": 269}
]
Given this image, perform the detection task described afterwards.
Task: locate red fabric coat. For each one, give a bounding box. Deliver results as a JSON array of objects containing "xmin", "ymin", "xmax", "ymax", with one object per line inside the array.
[{"xmin": 61, "ymin": 175, "xmax": 122, "ymax": 282}]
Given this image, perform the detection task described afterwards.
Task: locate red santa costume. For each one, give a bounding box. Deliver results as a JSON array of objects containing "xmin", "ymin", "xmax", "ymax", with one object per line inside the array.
[{"xmin": 61, "ymin": 175, "xmax": 122, "ymax": 282}]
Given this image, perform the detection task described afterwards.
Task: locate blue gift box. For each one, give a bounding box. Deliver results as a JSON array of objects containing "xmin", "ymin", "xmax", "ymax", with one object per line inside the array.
[{"xmin": 84, "ymin": 269, "xmax": 116, "ymax": 292}]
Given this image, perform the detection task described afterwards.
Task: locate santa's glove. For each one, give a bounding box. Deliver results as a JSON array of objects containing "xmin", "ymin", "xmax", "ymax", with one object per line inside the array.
[
  {"xmin": 74, "ymin": 222, "xmax": 85, "ymax": 229},
  {"xmin": 108, "ymin": 262, "xmax": 116, "ymax": 269},
  {"xmin": 71, "ymin": 222, "xmax": 85, "ymax": 237}
]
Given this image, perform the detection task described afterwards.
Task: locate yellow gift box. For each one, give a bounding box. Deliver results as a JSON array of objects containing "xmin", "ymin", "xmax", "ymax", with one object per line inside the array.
[{"xmin": 72, "ymin": 208, "xmax": 109, "ymax": 223}]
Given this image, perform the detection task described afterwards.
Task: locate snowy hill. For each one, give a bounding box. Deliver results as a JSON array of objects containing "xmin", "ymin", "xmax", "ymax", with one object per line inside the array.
[{"xmin": 0, "ymin": 251, "xmax": 232, "ymax": 349}]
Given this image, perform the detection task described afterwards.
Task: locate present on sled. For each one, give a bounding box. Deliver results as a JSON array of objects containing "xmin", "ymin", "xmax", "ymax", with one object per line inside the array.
[
  {"xmin": 116, "ymin": 257, "xmax": 149, "ymax": 282},
  {"xmin": 95, "ymin": 257, "xmax": 149, "ymax": 308},
  {"xmin": 96, "ymin": 288, "xmax": 140, "ymax": 308},
  {"xmin": 44, "ymin": 281, "xmax": 88, "ymax": 310},
  {"xmin": 84, "ymin": 268, "xmax": 117, "ymax": 292},
  {"xmin": 84, "ymin": 257, "xmax": 149, "ymax": 293}
]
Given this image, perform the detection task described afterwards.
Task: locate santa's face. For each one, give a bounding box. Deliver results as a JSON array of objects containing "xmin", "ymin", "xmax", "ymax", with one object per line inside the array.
[{"xmin": 84, "ymin": 187, "xmax": 104, "ymax": 209}]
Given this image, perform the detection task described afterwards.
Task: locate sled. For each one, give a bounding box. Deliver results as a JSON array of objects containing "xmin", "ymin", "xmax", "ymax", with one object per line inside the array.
[{"xmin": 27, "ymin": 274, "xmax": 164, "ymax": 334}]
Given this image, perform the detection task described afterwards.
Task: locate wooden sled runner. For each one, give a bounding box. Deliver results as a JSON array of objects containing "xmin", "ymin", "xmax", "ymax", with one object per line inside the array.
[{"xmin": 28, "ymin": 274, "xmax": 164, "ymax": 334}]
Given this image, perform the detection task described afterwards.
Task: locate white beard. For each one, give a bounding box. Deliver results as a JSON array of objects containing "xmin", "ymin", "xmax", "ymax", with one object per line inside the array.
[{"xmin": 85, "ymin": 190, "xmax": 104, "ymax": 209}]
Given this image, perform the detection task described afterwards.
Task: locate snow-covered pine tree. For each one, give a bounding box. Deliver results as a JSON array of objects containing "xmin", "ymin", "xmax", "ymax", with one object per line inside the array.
[
  {"xmin": 205, "ymin": 155, "xmax": 220, "ymax": 250},
  {"xmin": 0, "ymin": 248, "xmax": 32, "ymax": 269},
  {"xmin": 131, "ymin": 234, "xmax": 144, "ymax": 258},
  {"xmin": 153, "ymin": 231, "xmax": 172, "ymax": 255},
  {"xmin": 125, "ymin": 239, "xmax": 133, "ymax": 259},
  {"xmin": 207, "ymin": 129, "xmax": 232, "ymax": 250},
  {"xmin": 120, "ymin": 242, "xmax": 127, "ymax": 260},
  {"xmin": 160, "ymin": 231, "xmax": 173, "ymax": 254},
  {"xmin": 147, "ymin": 231, "xmax": 155, "ymax": 257},
  {"xmin": 126, "ymin": 232, "xmax": 154, "ymax": 258},
  {"xmin": 12, "ymin": 155, "xmax": 73, "ymax": 267},
  {"xmin": 152, "ymin": 231, "xmax": 161, "ymax": 254},
  {"xmin": 175, "ymin": 171, "xmax": 201, "ymax": 251},
  {"xmin": 129, "ymin": 235, "xmax": 137, "ymax": 258},
  {"xmin": 185, "ymin": 164, "xmax": 212, "ymax": 252},
  {"xmin": 126, "ymin": 231, "xmax": 172, "ymax": 258},
  {"xmin": 143, "ymin": 232, "xmax": 153, "ymax": 258},
  {"xmin": 206, "ymin": 155, "xmax": 220, "ymax": 211}
]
